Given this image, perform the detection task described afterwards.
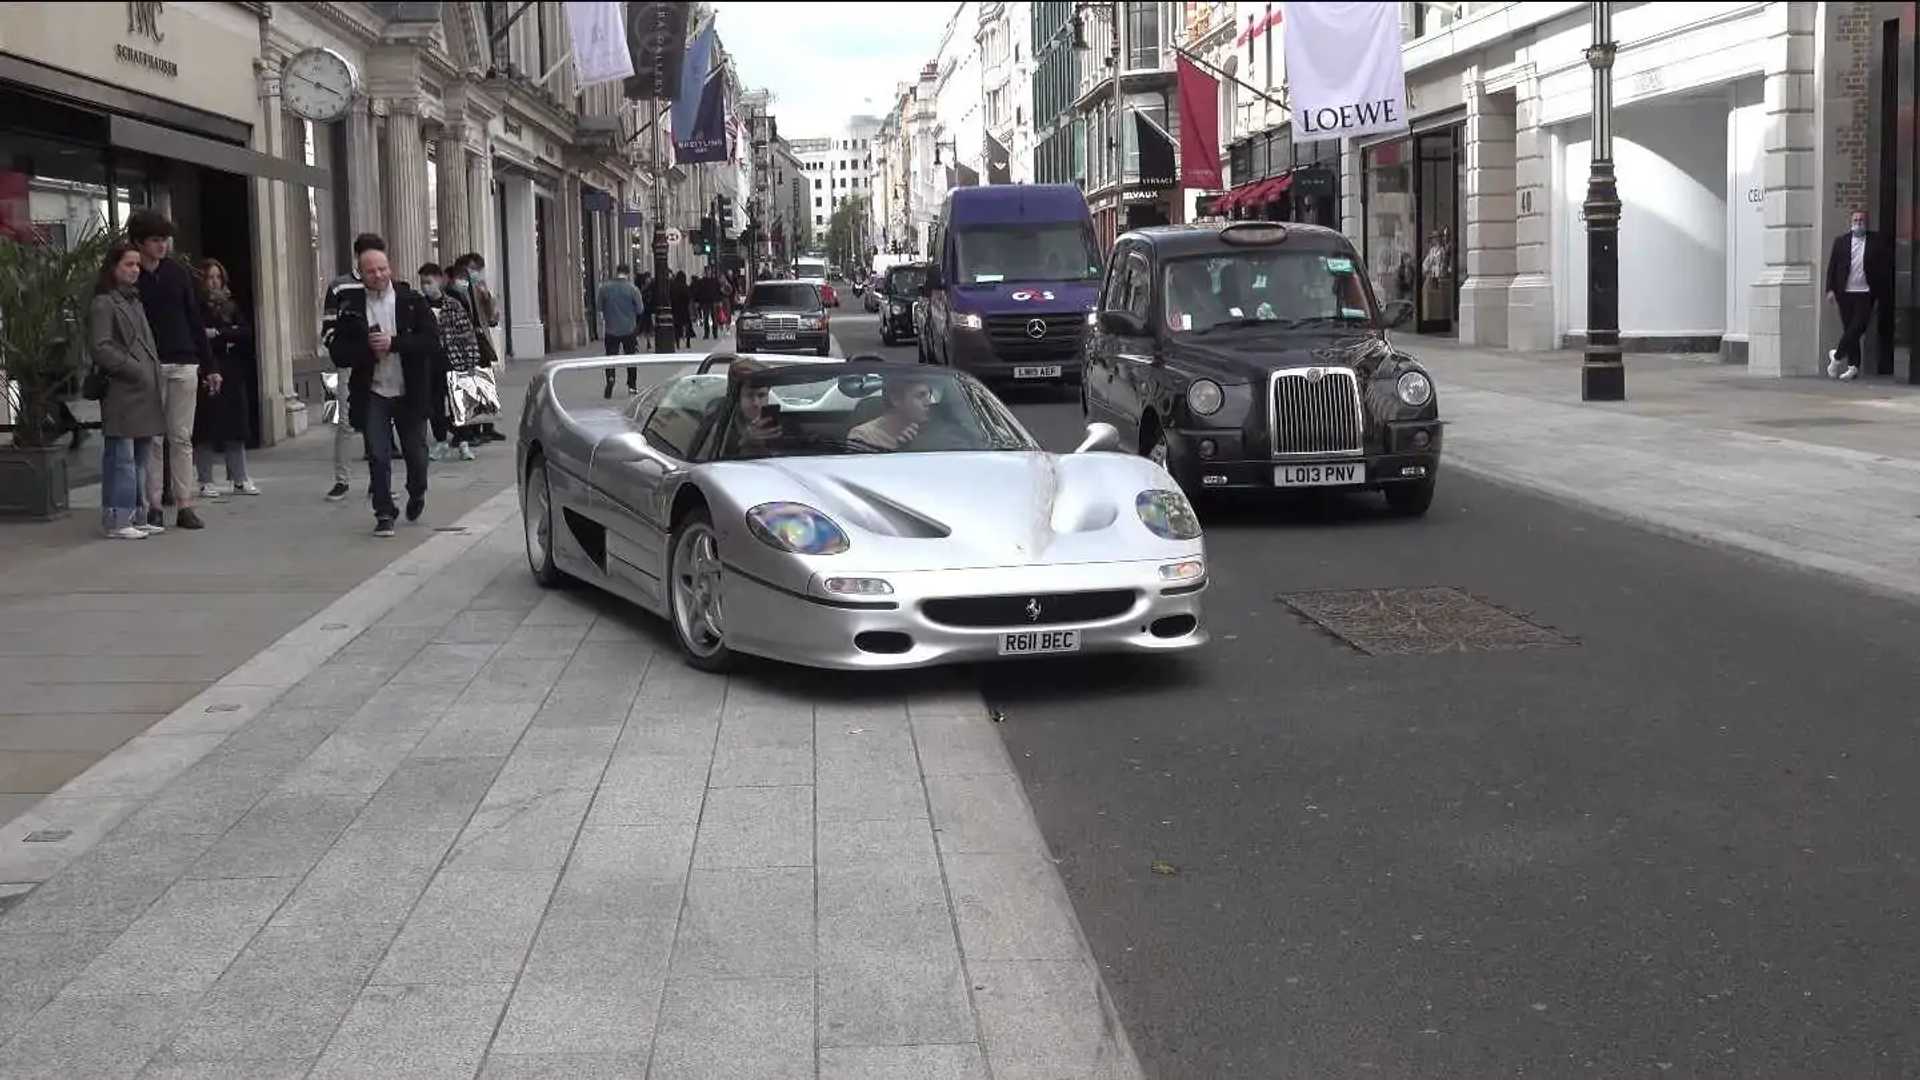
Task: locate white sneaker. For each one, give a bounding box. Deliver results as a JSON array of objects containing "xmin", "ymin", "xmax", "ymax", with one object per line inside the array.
[
  {"xmin": 428, "ymin": 442, "xmax": 449, "ymax": 462},
  {"xmin": 198, "ymin": 482, "xmax": 225, "ymax": 499},
  {"xmin": 1827, "ymin": 350, "xmax": 1845, "ymax": 378},
  {"xmin": 1840, "ymin": 365, "xmax": 1860, "ymax": 381},
  {"xmin": 232, "ymin": 480, "xmax": 260, "ymax": 496},
  {"xmin": 457, "ymin": 443, "xmax": 476, "ymax": 461},
  {"xmin": 136, "ymin": 521, "xmax": 165, "ymax": 535},
  {"xmin": 105, "ymin": 525, "xmax": 148, "ymax": 540}
]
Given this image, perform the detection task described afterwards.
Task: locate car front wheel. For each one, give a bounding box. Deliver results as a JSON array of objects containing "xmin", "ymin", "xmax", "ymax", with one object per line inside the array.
[{"xmin": 668, "ymin": 507, "xmax": 735, "ymax": 671}]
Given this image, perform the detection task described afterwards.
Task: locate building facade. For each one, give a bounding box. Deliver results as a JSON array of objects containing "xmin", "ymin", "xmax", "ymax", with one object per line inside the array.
[{"xmin": 979, "ymin": 1, "xmax": 1036, "ymax": 184}]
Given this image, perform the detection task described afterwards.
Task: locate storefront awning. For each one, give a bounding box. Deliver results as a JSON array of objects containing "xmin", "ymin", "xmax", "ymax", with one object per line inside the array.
[{"xmin": 109, "ymin": 115, "xmax": 329, "ymax": 189}]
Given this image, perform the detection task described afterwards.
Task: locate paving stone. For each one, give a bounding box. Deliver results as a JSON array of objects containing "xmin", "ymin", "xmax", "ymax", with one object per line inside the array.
[
  {"xmin": 612, "ymin": 711, "xmax": 718, "ymax": 759},
  {"xmin": 816, "ymin": 741, "xmax": 928, "ymax": 824},
  {"xmin": 926, "ymin": 773, "xmax": 1050, "ymax": 857},
  {"xmin": 912, "ymin": 714, "xmax": 1015, "ymax": 777},
  {"xmin": 969, "ymin": 959, "xmax": 1140, "ymax": 1080},
  {"xmin": 583, "ymin": 607, "xmax": 657, "ymax": 642},
  {"xmin": 464, "ymin": 571, "xmax": 550, "ymax": 615},
  {"xmin": 816, "ymin": 817, "xmax": 940, "ymax": 870},
  {"xmin": 221, "ymin": 919, "xmax": 399, "ymax": 984},
  {"xmin": 817, "ymin": 947, "xmax": 975, "ymax": 1049},
  {"xmin": 433, "ymin": 609, "xmax": 528, "ymax": 645},
  {"xmin": 627, "ymin": 658, "xmax": 727, "ymax": 724},
  {"xmin": 388, "ymin": 643, "xmax": 500, "ymax": 687},
  {"xmin": 546, "ymin": 824, "xmax": 694, "ymax": 924},
  {"xmin": 943, "ymin": 853, "xmax": 1087, "ymax": 963},
  {"xmin": 372, "ymin": 870, "xmax": 555, "ymax": 985},
  {"xmin": 0, "ymin": 990, "xmax": 198, "ymax": 1080},
  {"xmin": 410, "ymin": 703, "xmax": 540, "ymax": 760},
  {"xmin": 531, "ymin": 644, "xmax": 650, "ymax": 728},
  {"xmin": 586, "ymin": 753, "xmax": 709, "ymax": 827},
  {"xmin": 0, "ymin": 930, "xmax": 122, "ymax": 1044},
  {"xmin": 710, "ymin": 693, "xmax": 813, "ymax": 788},
  {"xmin": 62, "ymin": 876, "xmax": 294, "ymax": 996},
  {"xmin": 0, "ymin": 794, "xmax": 146, "ymax": 884},
  {"xmin": 275, "ymin": 666, "xmax": 385, "ymax": 712},
  {"xmin": 269, "ymin": 827, "xmax": 457, "ymax": 929},
  {"xmin": 692, "ymin": 785, "xmax": 812, "ymax": 869},
  {"xmin": 493, "ymin": 623, "xmax": 591, "ymax": 660},
  {"xmin": 445, "ymin": 788, "xmax": 592, "ymax": 873},
  {"xmin": 0, "ymin": 829, "xmax": 218, "ymax": 935},
  {"xmin": 274, "ymin": 731, "xmax": 427, "ymax": 796},
  {"xmin": 456, "ymin": 658, "xmax": 569, "ymax": 707},
  {"xmin": 186, "ymin": 793, "xmax": 367, "ymax": 881},
  {"xmin": 478, "ymin": 1052, "xmax": 649, "ymax": 1079},
  {"xmin": 54, "ymin": 734, "xmax": 230, "ymax": 801},
  {"xmin": 490, "ymin": 918, "xmax": 675, "ymax": 1055},
  {"xmin": 333, "ymin": 626, "xmax": 440, "ymax": 664},
  {"xmin": 354, "ymin": 756, "xmax": 505, "ymax": 832},
  {"xmin": 137, "ymin": 1061, "xmax": 313, "ymax": 1079},
  {"xmin": 647, "ymin": 976, "xmax": 812, "ymax": 1080},
  {"xmin": 818, "ymin": 1044, "xmax": 990, "ymax": 1080},
  {"xmin": 484, "ymin": 725, "xmax": 620, "ymax": 802},
  {"xmin": 669, "ymin": 868, "xmax": 813, "ymax": 979},
  {"xmin": 521, "ymin": 592, "xmax": 600, "ymax": 627},
  {"xmin": 206, "ymin": 707, "xmax": 346, "ymax": 761},
  {"xmin": 156, "ymin": 974, "xmax": 363, "ymax": 1064},
  {"xmin": 308, "ymin": 981, "xmax": 513, "ymax": 1080},
  {"xmin": 338, "ymin": 682, "xmax": 462, "ymax": 736}
]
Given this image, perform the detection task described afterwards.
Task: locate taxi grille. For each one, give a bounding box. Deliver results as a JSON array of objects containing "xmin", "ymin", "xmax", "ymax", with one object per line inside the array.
[
  {"xmin": 1270, "ymin": 368, "xmax": 1364, "ymax": 457},
  {"xmin": 985, "ymin": 314, "xmax": 1087, "ymax": 360},
  {"xmin": 922, "ymin": 590, "xmax": 1135, "ymax": 628}
]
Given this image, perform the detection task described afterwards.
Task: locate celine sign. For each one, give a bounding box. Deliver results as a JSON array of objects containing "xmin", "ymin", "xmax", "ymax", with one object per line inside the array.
[{"xmin": 1282, "ymin": 1, "xmax": 1409, "ymax": 145}]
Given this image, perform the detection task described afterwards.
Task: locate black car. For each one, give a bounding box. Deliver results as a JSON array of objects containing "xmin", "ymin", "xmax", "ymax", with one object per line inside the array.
[
  {"xmin": 878, "ymin": 263, "xmax": 928, "ymax": 347},
  {"xmin": 735, "ymin": 281, "xmax": 832, "ymax": 356},
  {"xmin": 1083, "ymin": 221, "xmax": 1442, "ymax": 515}
]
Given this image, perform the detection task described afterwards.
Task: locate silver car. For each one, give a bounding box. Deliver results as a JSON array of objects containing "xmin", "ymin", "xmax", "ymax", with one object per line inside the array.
[{"xmin": 517, "ymin": 353, "xmax": 1208, "ymax": 671}]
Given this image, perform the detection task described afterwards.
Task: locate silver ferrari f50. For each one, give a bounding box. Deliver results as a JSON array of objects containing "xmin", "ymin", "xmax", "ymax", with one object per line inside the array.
[{"xmin": 516, "ymin": 353, "xmax": 1208, "ymax": 671}]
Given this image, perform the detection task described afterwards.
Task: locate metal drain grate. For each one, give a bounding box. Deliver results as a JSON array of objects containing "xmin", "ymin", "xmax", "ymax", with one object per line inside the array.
[
  {"xmin": 1749, "ymin": 416, "xmax": 1871, "ymax": 428},
  {"xmin": 1279, "ymin": 587, "xmax": 1577, "ymax": 656}
]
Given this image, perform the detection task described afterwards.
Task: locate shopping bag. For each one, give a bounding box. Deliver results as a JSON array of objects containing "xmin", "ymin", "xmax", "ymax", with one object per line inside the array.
[{"xmin": 448, "ymin": 366, "xmax": 501, "ymax": 427}]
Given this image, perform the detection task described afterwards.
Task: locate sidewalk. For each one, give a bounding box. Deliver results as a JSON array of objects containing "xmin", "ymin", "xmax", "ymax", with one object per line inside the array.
[{"xmin": 1413, "ymin": 337, "xmax": 1920, "ymax": 604}]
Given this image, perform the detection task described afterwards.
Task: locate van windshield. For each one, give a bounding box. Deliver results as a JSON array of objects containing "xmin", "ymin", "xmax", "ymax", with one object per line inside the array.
[{"xmin": 954, "ymin": 224, "xmax": 1102, "ymax": 284}]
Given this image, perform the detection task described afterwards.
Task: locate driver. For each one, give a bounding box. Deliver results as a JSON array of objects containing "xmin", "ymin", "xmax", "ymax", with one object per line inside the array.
[{"xmin": 848, "ymin": 376, "xmax": 936, "ymax": 451}]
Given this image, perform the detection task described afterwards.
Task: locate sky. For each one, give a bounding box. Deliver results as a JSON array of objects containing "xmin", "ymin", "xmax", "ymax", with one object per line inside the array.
[{"xmin": 707, "ymin": 1, "xmax": 959, "ymax": 138}]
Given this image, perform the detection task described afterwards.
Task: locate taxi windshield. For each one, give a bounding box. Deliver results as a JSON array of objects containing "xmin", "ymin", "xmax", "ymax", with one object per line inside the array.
[
  {"xmin": 721, "ymin": 369, "xmax": 1036, "ymax": 460},
  {"xmin": 1162, "ymin": 250, "xmax": 1376, "ymax": 335}
]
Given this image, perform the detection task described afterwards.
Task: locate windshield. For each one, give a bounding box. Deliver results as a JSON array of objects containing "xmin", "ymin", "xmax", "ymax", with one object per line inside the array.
[
  {"xmin": 795, "ymin": 261, "xmax": 827, "ymax": 279},
  {"xmin": 887, "ymin": 267, "xmax": 926, "ymax": 293},
  {"xmin": 721, "ymin": 368, "xmax": 1037, "ymax": 459},
  {"xmin": 954, "ymin": 223, "xmax": 1102, "ymax": 284},
  {"xmin": 1162, "ymin": 250, "xmax": 1376, "ymax": 335},
  {"xmin": 749, "ymin": 284, "xmax": 820, "ymax": 309}
]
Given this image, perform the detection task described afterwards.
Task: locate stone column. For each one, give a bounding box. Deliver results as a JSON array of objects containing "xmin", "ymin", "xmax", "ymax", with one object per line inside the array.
[
  {"xmin": 1507, "ymin": 72, "xmax": 1555, "ymax": 351},
  {"xmin": 466, "ymin": 144, "xmax": 493, "ymax": 266},
  {"xmin": 381, "ymin": 96, "xmax": 430, "ymax": 280},
  {"xmin": 345, "ymin": 95, "xmax": 384, "ymax": 238},
  {"xmin": 500, "ymin": 176, "xmax": 543, "ymax": 359},
  {"xmin": 1749, "ymin": 2, "xmax": 1819, "ymax": 377},
  {"xmin": 254, "ymin": 55, "xmax": 296, "ymax": 444},
  {"xmin": 434, "ymin": 122, "xmax": 470, "ymax": 260},
  {"xmin": 283, "ymin": 115, "xmax": 319, "ymax": 366},
  {"xmin": 1459, "ymin": 68, "xmax": 1518, "ymax": 348},
  {"xmin": 554, "ymin": 173, "xmax": 586, "ymax": 349}
]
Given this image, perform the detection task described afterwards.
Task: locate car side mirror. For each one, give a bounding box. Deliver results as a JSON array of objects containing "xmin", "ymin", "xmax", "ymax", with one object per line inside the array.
[
  {"xmin": 1074, "ymin": 422, "xmax": 1122, "ymax": 454},
  {"xmin": 1380, "ymin": 298, "xmax": 1414, "ymax": 329},
  {"xmin": 1098, "ymin": 310, "xmax": 1145, "ymax": 337}
]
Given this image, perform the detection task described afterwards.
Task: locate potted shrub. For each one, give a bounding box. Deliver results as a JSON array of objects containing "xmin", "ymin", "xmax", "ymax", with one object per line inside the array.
[{"xmin": 0, "ymin": 222, "xmax": 113, "ymax": 519}]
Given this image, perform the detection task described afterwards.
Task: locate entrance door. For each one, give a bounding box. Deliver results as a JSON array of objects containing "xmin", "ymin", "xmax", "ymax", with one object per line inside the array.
[{"xmin": 1414, "ymin": 128, "xmax": 1460, "ymax": 334}]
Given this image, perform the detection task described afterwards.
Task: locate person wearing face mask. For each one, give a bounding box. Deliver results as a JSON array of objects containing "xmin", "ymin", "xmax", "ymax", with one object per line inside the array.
[
  {"xmin": 419, "ymin": 262, "xmax": 485, "ymax": 461},
  {"xmin": 190, "ymin": 258, "xmax": 257, "ymax": 497},
  {"xmin": 1824, "ymin": 210, "xmax": 1893, "ymax": 381},
  {"xmin": 454, "ymin": 252, "xmax": 505, "ymax": 442}
]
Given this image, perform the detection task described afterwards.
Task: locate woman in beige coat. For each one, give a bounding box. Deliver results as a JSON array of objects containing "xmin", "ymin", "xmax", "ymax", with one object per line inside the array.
[{"xmin": 89, "ymin": 241, "xmax": 168, "ymax": 539}]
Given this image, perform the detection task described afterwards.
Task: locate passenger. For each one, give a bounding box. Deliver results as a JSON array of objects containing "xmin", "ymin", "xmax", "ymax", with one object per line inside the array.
[
  {"xmin": 848, "ymin": 376, "xmax": 936, "ymax": 451},
  {"xmin": 734, "ymin": 380, "xmax": 781, "ymax": 454}
]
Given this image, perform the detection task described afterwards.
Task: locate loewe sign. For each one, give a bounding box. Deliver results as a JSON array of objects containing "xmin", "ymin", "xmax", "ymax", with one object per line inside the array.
[{"xmin": 1282, "ymin": 1, "xmax": 1408, "ymax": 146}]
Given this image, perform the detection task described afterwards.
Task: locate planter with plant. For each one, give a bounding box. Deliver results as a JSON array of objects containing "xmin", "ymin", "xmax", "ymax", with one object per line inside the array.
[{"xmin": 0, "ymin": 222, "xmax": 114, "ymax": 519}]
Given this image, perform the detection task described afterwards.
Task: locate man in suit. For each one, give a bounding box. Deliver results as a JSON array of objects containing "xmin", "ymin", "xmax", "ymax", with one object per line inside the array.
[
  {"xmin": 1825, "ymin": 209, "xmax": 1894, "ymax": 381},
  {"xmin": 325, "ymin": 247, "xmax": 441, "ymax": 537}
]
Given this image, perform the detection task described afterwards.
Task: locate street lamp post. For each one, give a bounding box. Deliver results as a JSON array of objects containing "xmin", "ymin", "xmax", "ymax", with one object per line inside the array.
[
  {"xmin": 648, "ymin": 97, "xmax": 676, "ymax": 353},
  {"xmin": 1580, "ymin": 1, "xmax": 1624, "ymax": 401}
]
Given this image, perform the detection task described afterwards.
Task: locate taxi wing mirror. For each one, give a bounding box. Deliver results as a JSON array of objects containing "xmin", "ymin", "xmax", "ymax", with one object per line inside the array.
[
  {"xmin": 1098, "ymin": 310, "xmax": 1146, "ymax": 337},
  {"xmin": 1380, "ymin": 299, "xmax": 1415, "ymax": 329}
]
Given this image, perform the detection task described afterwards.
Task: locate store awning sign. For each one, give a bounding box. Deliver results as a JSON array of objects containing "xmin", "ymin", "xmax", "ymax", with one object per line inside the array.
[
  {"xmin": 1283, "ymin": 1, "xmax": 1409, "ymax": 144},
  {"xmin": 566, "ymin": 2, "xmax": 634, "ymax": 88},
  {"xmin": 622, "ymin": 1, "xmax": 691, "ymax": 101},
  {"xmin": 1176, "ymin": 56, "xmax": 1221, "ymax": 190}
]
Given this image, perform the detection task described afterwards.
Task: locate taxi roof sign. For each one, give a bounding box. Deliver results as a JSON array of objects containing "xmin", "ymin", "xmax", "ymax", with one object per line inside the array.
[{"xmin": 1219, "ymin": 222, "xmax": 1290, "ymax": 246}]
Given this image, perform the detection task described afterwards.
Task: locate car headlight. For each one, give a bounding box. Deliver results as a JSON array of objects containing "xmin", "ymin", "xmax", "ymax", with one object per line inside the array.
[
  {"xmin": 824, "ymin": 576, "xmax": 893, "ymax": 596},
  {"xmin": 1396, "ymin": 370, "xmax": 1433, "ymax": 407},
  {"xmin": 891, "ymin": 303, "xmax": 905, "ymax": 314},
  {"xmin": 1135, "ymin": 489, "xmax": 1202, "ymax": 540},
  {"xmin": 801, "ymin": 315, "xmax": 826, "ymax": 330},
  {"xmin": 1186, "ymin": 378, "xmax": 1225, "ymax": 416},
  {"xmin": 954, "ymin": 312, "xmax": 983, "ymax": 330},
  {"xmin": 738, "ymin": 315, "xmax": 762, "ymax": 329},
  {"xmin": 745, "ymin": 502, "xmax": 849, "ymax": 555}
]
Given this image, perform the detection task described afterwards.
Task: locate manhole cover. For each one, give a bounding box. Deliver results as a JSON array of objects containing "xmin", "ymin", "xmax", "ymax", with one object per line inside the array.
[
  {"xmin": 1749, "ymin": 416, "xmax": 1871, "ymax": 428},
  {"xmin": 433, "ymin": 527, "xmax": 469, "ymax": 533},
  {"xmin": 205, "ymin": 704, "xmax": 241, "ymax": 713},
  {"xmin": 22, "ymin": 830, "xmax": 71, "ymax": 844},
  {"xmin": 1279, "ymin": 587, "xmax": 1577, "ymax": 656}
]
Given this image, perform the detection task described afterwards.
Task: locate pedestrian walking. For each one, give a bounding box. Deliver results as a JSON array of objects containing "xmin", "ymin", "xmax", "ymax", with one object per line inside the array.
[
  {"xmin": 597, "ymin": 263, "xmax": 645, "ymax": 397},
  {"xmin": 126, "ymin": 209, "xmax": 216, "ymax": 530},
  {"xmin": 88, "ymin": 241, "xmax": 167, "ymax": 539},
  {"xmin": 1824, "ymin": 209, "xmax": 1894, "ymax": 381},
  {"xmin": 420, "ymin": 262, "xmax": 488, "ymax": 462},
  {"xmin": 191, "ymin": 258, "xmax": 257, "ymax": 498},
  {"xmin": 320, "ymin": 232, "xmax": 387, "ymax": 501},
  {"xmin": 326, "ymin": 246, "xmax": 440, "ymax": 537},
  {"xmin": 694, "ymin": 269, "xmax": 719, "ymax": 339},
  {"xmin": 671, "ymin": 270, "xmax": 694, "ymax": 348},
  {"xmin": 454, "ymin": 253, "xmax": 506, "ymax": 443}
]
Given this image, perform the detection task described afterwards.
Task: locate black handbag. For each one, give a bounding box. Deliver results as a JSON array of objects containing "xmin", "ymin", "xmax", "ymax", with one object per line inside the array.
[{"xmin": 81, "ymin": 366, "xmax": 109, "ymax": 402}]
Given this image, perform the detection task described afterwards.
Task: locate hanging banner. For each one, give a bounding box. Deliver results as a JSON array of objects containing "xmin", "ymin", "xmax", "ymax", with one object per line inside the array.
[
  {"xmin": 983, "ymin": 132, "xmax": 1012, "ymax": 184},
  {"xmin": 670, "ymin": 22, "xmax": 728, "ymax": 163},
  {"xmin": 566, "ymin": 1, "xmax": 634, "ymax": 87},
  {"xmin": 622, "ymin": 1, "xmax": 691, "ymax": 101},
  {"xmin": 1175, "ymin": 56, "xmax": 1220, "ymax": 189},
  {"xmin": 1283, "ymin": 1, "xmax": 1409, "ymax": 144}
]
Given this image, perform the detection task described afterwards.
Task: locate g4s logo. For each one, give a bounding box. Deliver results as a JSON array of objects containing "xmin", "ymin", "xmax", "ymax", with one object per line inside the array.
[{"xmin": 1010, "ymin": 290, "xmax": 1056, "ymax": 302}]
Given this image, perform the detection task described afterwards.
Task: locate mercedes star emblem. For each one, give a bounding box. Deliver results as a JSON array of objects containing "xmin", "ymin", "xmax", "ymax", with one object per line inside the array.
[
  {"xmin": 1025, "ymin": 598, "xmax": 1043, "ymax": 621},
  {"xmin": 1025, "ymin": 318, "xmax": 1047, "ymax": 340}
]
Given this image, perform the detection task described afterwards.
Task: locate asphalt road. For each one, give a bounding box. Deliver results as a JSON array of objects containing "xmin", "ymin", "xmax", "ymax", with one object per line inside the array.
[{"xmin": 830, "ymin": 295, "xmax": 1920, "ymax": 1079}]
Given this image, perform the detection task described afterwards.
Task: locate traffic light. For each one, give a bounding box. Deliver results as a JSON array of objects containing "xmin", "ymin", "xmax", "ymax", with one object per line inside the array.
[
  {"xmin": 715, "ymin": 195, "xmax": 733, "ymax": 234},
  {"xmin": 695, "ymin": 218, "xmax": 713, "ymax": 256}
]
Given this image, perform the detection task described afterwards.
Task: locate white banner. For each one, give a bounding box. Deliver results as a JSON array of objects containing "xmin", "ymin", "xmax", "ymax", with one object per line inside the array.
[
  {"xmin": 1283, "ymin": 1, "xmax": 1410, "ymax": 144},
  {"xmin": 566, "ymin": 1, "xmax": 634, "ymax": 87}
]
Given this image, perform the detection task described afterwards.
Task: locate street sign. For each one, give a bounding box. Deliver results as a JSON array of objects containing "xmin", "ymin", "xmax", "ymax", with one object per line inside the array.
[{"xmin": 666, "ymin": 228, "xmax": 682, "ymax": 244}]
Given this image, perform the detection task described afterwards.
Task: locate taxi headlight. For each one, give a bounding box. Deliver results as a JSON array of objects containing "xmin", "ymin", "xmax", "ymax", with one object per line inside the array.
[
  {"xmin": 1186, "ymin": 378, "xmax": 1225, "ymax": 416},
  {"xmin": 1396, "ymin": 370, "xmax": 1434, "ymax": 407}
]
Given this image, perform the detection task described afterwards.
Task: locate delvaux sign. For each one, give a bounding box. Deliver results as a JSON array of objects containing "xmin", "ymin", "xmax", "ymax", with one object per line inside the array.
[{"xmin": 1283, "ymin": 1, "xmax": 1408, "ymax": 145}]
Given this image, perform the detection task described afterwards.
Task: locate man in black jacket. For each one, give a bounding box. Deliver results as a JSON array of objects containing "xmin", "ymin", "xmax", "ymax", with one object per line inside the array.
[
  {"xmin": 127, "ymin": 210, "xmax": 217, "ymax": 530},
  {"xmin": 1824, "ymin": 209, "xmax": 1894, "ymax": 381},
  {"xmin": 317, "ymin": 232, "xmax": 386, "ymax": 501},
  {"xmin": 325, "ymin": 247, "xmax": 441, "ymax": 536}
]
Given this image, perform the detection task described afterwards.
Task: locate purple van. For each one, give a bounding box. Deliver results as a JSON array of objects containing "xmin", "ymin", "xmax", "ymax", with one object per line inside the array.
[{"xmin": 918, "ymin": 184, "xmax": 1104, "ymax": 387}]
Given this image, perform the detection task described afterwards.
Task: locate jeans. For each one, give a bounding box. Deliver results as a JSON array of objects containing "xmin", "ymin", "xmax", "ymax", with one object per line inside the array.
[
  {"xmin": 699, "ymin": 302, "xmax": 717, "ymax": 338},
  {"xmin": 604, "ymin": 333, "xmax": 640, "ymax": 391},
  {"xmin": 194, "ymin": 442, "xmax": 249, "ymax": 485},
  {"xmin": 363, "ymin": 392, "xmax": 428, "ymax": 520},
  {"xmin": 333, "ymin": 408, "xmax": 356, "ymax": 484},
  {"xmin": 101, "ymin": 436, "xmax": 152, "ymax": 530},
  {"xmin": 1835, "ymin": 292, "xmax": 1876, "ymax": 371},
  {"xmin": 143, "ymin": 363, "xmax": 199, "ymax": 510}
]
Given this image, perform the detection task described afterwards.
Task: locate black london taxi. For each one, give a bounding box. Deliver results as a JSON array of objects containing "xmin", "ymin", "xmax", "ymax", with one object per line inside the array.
[
  {"xmin": 877, "ymin": 262, "xmax": 927, "ymax": 347},
  {"xmin": 1083, "ymin": 221, "xmax": 1442, "ymax": 515}
]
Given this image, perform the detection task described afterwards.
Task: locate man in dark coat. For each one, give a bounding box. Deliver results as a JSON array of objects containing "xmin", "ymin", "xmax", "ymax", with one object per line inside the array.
[
  {"xmin": 325, "ymin": 247, "xmax": 441, "ymax": 536},
  {"xmin": 127, "ymin": 209, "xmax": 216, "ymax": 530},
  {"xmin": 1825, "ymin": 209, "xmax": 1894, "ymax": 381}
]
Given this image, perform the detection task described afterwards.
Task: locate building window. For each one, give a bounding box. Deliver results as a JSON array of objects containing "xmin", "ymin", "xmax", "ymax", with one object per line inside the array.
[
  {"xmin": 814, "ymin": 178, "xmax": 822, "ymax": 189},
  {"xmin": 1126, "ymin": 2, "xmax": 1160, "ymax": 69},
  {"xmin": 816, "ymin": 196, "xmax": 823, "ymax": 207}
]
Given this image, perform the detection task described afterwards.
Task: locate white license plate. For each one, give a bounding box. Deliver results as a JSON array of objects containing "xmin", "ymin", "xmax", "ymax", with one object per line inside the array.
[
  {"xmin": 1013, "ymin": 365, "xmax": 1062, "ymax": 379},
  {"xmin": 767, "ymin": 331, "xmax": 796, "ymax": 342},
  {"xmin": 1275, "ymin": 462, "xmax": 1366, "ymax": 487},
  {"xmin": 998, "ymin": 629, "xmax": 1080, "ymax": 656}
]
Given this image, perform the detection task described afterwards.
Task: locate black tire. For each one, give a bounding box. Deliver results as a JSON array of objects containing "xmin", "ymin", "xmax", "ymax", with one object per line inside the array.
[
  {"xmin": 666, "ymin": 506, "xmax": 736, "ymax": 672},
  {"xmin": 1385, "ymin": 475, "xmax": 1437, "ymax": 517},
  {"xmin": 881, "ymin": 327, "xmax": 894, "ymax": 347},
  {"xmin": 524, "ymin": 453, "xmax": 566, "ymax": 587},
  {"xmin": 816, "ymin": 342, "xmax": 831, "ymax": 357}
]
